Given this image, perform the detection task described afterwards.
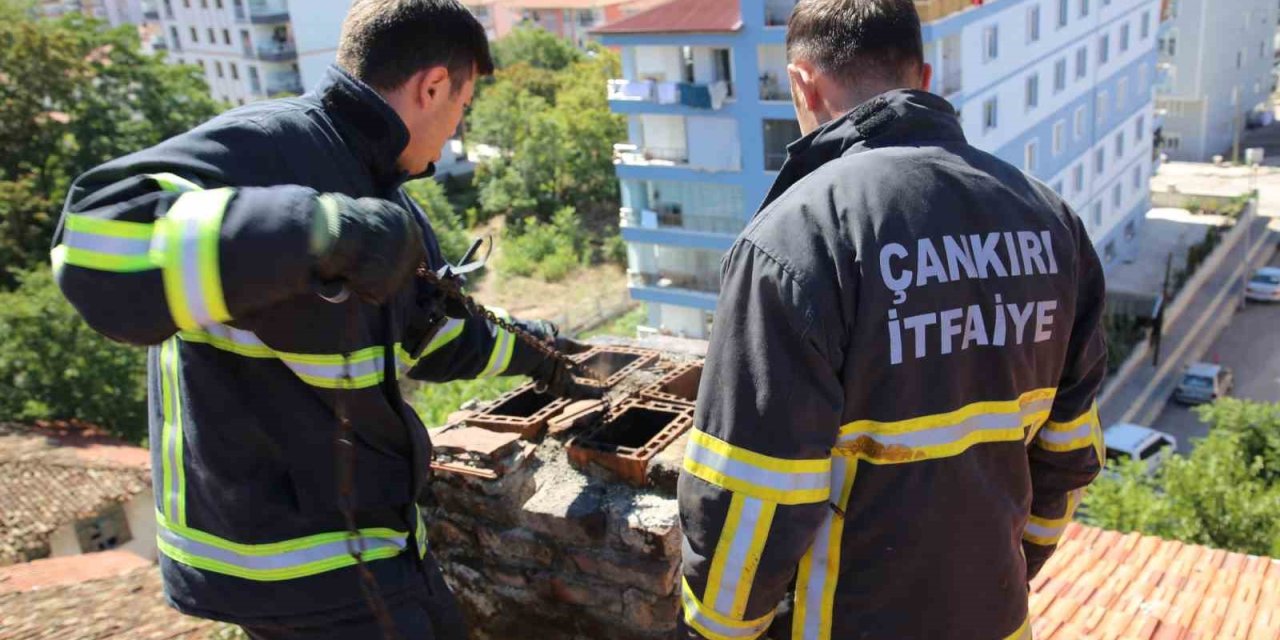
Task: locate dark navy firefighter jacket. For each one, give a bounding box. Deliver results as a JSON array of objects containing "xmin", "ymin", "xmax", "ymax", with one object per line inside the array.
[
  {"xmin": 678, "ymin": 91, "xmax": 1107, "ymax": 640},
  {"xmin": 53, "ymin": 67, "xmax": 549, "ymax": 626}
]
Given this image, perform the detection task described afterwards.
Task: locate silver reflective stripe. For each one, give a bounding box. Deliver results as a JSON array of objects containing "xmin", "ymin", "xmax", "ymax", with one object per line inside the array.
[
  {"xmin": 177, "ymin": 211, "xmax": 213, "ymax": 326},
  {"xmin": 686, "ymin": 440, "xmax": 829, "ymax": 495},
  {"xmin": 839, "ymin": 398, "xmax": 1054, "ymax": 449},
  {"xmin": 161, "ymin": 339, "xmax": 183, "ymax": 522},
  {"xmin": 683, "ymin": 585, "xmax": 770, "ymax": 639},
  {"xmin": 286, "ymin": 357, "xmax": 384, "ymax": 381},
  {"xmin": 1037, "ymin": 420, "xmax": 1093, "ymax": 445},
  {"xmin": 1024, "ymin": 520, "xmax": 1064, "ymax": 541},
  {"xmin": 481, "ymin": 329, "xmax": 513, "ymax": 378},
  {"xmin": 158, "ymin": 527, "xmax": 407, "ymax": 571},
  {"xmin": 63, "ymin": 229, "xmax": 151, "ymax": 257},
  {"xmin": 709, "ymin": 497, "xmax": 766, "ymax": 614},
  {"xmin": 798, "ymin": 456, "xmax": 854, "ymax": 640}
]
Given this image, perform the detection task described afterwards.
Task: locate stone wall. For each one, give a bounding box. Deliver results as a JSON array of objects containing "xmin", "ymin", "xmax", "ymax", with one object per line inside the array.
[{"xmin": 425, "ymin": 339, "xmax": 706, "ymax": 640}]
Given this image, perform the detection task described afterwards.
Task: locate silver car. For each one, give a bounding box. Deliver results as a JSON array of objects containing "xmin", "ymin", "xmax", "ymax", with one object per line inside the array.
[
  {"xmin": 1173, "ymin": 362, "xmax": 1234, "ymax": 405},
  {"xmin": 1246, "ymin": 266, "xmax": 1280, "ymax": 302}
]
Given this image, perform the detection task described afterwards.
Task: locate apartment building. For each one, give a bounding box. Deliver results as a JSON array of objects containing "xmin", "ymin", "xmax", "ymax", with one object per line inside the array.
[
  {"xmin": 463, "ymin": 0, "xmax": 668, "ymax": 44},
  {"xmin": 1156, "ymin": 0, "xmax": 1277, "ymax": 161},
  {"xmin": 598, "ymin": 0, "xmax": 1165, "ymax": 338},
  {"xmin": 38, "ymin": 0, "xmax": 145, "ymax": 25},
  {"xmin": 155, "ymin": 0, "xmax": 302, "ymax": 106}
]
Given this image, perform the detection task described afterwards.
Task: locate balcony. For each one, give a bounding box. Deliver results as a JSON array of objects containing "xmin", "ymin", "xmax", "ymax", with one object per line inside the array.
[
  {"xmin": 144, "ymin": 8, "xmax": 159, "ymax": 20},
  {"xmin": 913, "ymin": 0, "xmax": 977, "ymax": 23},
  {"xmin": 264, "ymin": 72, "xmax": 302, "ymax": 96},
  {"xmin": 758, "ymin": 45, "xmax": 790, "ymax": 102},
  {"xmin": 764, "ymin": 0, "xmax": 794, "ymax": 26},
  {"xmin": 607, "ymin": 79, "xmax": 731, "ymax": 110},
  {"xmin": 236, "ymin": 0, "xmax": 290, "ymax": 24},
  {"xmin": 615, "ymin": 143, "xmax": 688, "ymax": 166},
  {"xmin": 256, "ymin": 41, "xmax": 297, "ymax": 62},
  {"xmin": 628, "ymin": 270, "xmax": 720, "ymax": 295},
  {"xmin": 621, "ymin": 207, "xmax": 745, "ymax": 235}
]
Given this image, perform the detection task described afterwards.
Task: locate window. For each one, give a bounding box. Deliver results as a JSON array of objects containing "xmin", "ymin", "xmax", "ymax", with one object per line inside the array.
[
  {"xmin": 1079, "ymin": 0, "xmax": 1089, "ymax": 18},
  {"xmin": 1026, "ymin": 74, "xmax": 1040, "ymax": 110},
  {"xmin": 1112, "ymin": 183, "xmax": 1122, "ymax": 208},
  {"xmin": 1057, "ymin": 0, "xmax": 1069, "ymax": 28},
  {"xmin": 1132, "ymin": 166, "xmax": 1142, "ymax": 190},
  {"xmin": 1104, "ymin": 241, "xmax": 1116, "ymax": 263},
  {"xmin": 230, "ymin": 62, "xmax": 239, "ymax": 80},
  {"xmin": 1053, "ymin": 121, "xmax": 1065, "ymax": 155},
  {"xmin": 1097, "ymin": 90, "xmax": 1108, "ymax": 123},
  {"xmin": 207, "ymin": 28, "xmax": 215, "ymax": 43},
  {"xmin": 1052, "ymin": 181, "xmax": 1064, "ymax": 194},
  {"xmin": 1236, "ymin": 51, "xmax": 1243, "ymax": 69},
  {"xmin": 1025, "ymin": 140, "xmax": 1039, "ymax": 173},
  {"xmin": 1160, "ymin": 33, "xmax": 1178, "ymax": 56},
  {"xmin": 75, "ymin": 506, "xmax": 132, "ymax": 553},
  {"xmin": 983, "ymin": 25, "xmax": 999, "ymax": 62},
  {"xmin": 1076, "ymin": 46, "xmax": 1088, "ymax": 79},
  {"xmin": 1054, "ymin": 58, "xmax": 1067, "ymax": 92},
  {"xmin": 1141, "ymin": 11, "xmax": 1151, "ymax": 39},
  {"xmin": 1099, "ymin": 34, "xmax": 1110, "ymax": 65},
  {"xmin": 1095, "ymin": 147, "xmax": 1106, "ymax": 175},
  {"xmin": 216, "ymin": 0, "xmax": 223, "ymax": 7},
  {"xmin": 1117, "ymin": 78, "xmax": 1127, "ymax": 108},
  {"xmin": 215, "ymin": 60, "xmax": 223, "ymax": 78},
  {"xmin": 1136, "ymin": 116, "xmax": 1145, "ymax": 141},
  {"xmin": 763, "ymin": 119, "xmax": 802, "ymax": 170},
  {"xmin": 223, "ymin": 29, "xmax": 230, "ymax": 45},
  {"xmin": 1074, "ymin": 106, "xmax": 1086, "ymax": 140},
  {"xmin": 169, "ymin": 26, "xmax": 180, "ymax": 49},
  {"xmin": 189, "ymin": 26, "xmax": 198, "ymax": 42},
  {"xmin": 984, "ymin": 97, "xmax": 999, "ymax": 131},
  {"xmin": 1073, "ymin": 164, "xmax": 1085, "ymax": 192},
  {"xmin": 1028, "ymin": 4, "xmax": 1041, "ymax": 43},
  {"xmin": 1093, "ymin": 203, "xmax": 1103, "ymax": 228},
  {"xmin": 196, "ymin": 59, "xmax": 204, "ymax": 72},
  {"xmin": 1115, "ymin": 131, "xmax": 1125, "ymax": 158},
  {"xmin": 200, "ymin": 0, "xmax": 207, "ymax": 7},
  {"xmin": 238, "ymin": 98, "xmax": 245, "ymax": 106},
  {"xmin": 1120, "ymin": 23, "xmax": 1130, "ymax": 52}
]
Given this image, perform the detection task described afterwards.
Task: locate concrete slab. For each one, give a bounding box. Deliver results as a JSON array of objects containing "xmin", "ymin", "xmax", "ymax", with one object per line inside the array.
[{"xmin": 1107, "ymin": 208, "xmax": 1232, "ymax": 297}]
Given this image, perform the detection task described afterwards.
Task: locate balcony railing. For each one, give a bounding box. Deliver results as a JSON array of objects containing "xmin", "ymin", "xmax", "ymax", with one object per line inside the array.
[
  {"xmin": 759, "ymin": 73, "xmax": 790, "ymax": 102},
  {"xmin": 913, "ymin": 0, "xmax": 977, "ymax": 23},
  {"xmin": 237, "ymin": 0, "xmax": 290, "ymax": 23},
  {"xmin": 621, "ymin": 207, "xmax": 745, "ymax": 235},
  {"xmin": 257, "ymin": 42, "xmax": 297, "ymax": 62},
  {"xmin": 607, "ymin": 79, "xmax": 731, "ymax": 110},
  {"xmin": 614, "ymin": 143, "xmax": 688, "ymax": 166},
  {"xmin": 265, "ymin": 74, "xmax": 302, "ymax": 96},
  {"xmin": 629, "ymin": 270, "xmax": 720, "ymax": 294},
  {"xmin": 143, "ymin": 8, "xmax": 159, "ymax": 19}
]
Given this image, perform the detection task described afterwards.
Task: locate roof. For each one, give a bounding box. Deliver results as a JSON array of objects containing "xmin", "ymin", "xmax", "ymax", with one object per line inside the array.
[
  {"xmin": 463, "ymin": 0, "xmax": 646, "ymax": 8},
  {"xmin": 1103, "ymin": 423, "xmax": 1170, "ymax": 451},
  {"xmin": 1030, "ymin": 524, "xmax": 1280, "ymax": 639},
  {"xmin": 592, "ymin": 0, "xmax": 741, "ymax": 34},
  {"xmin": 1185, "ymin": 362, "xmax": 1222, "ymax": 377},
  {"xmin": 0, "ymin": 563, "xmax": 220, "ymax": 639},
  {"xmin": 0, "ymin": 549, "xmax": 150, "ymax": 593},
  {"xmin": 0, "ymin": 427, "xmax": 151, "ymax": 565}
]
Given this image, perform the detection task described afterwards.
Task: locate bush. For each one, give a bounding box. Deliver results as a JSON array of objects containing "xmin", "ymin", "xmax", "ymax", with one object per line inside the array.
[
  {"xmin": 403, "ymin": 178, "xmax": 471, "ymax": 264},
  {"xmin": 498, "ymin": 207, "xmax": 587, "ymax": 282},
  {"xmin": 0, "ymin": 267, "xmax": 147, "ymax": 441},
  {"xmin": 411, "ymin": 377, "xmax": 523, "ymax": 428}
]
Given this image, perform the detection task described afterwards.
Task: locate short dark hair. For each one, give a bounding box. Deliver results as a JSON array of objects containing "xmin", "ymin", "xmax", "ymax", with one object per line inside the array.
[
  {"xmin": 786, "ymin": 0, "xmax": 923, "ymax": 87},
  {"xmin": 337, "ymin": 0, "xmax": 495, "ymax": 93}
]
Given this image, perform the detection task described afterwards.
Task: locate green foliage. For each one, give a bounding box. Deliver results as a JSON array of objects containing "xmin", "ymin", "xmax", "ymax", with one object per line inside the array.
[
  {"xmin": 1103, "ymin": 313, "xmax": 1146, "ymax": 373},
  {"xmin": 403, "ymin": 178, "xmax": 471, "ymax": 264},
  {"xmin": 490, "ymin": 24, "xmax": 584, "ymax": 71},
  {"xmin": 499, "ymin": 207, "xmax": 587, "ymax": 282},
  {"xmin": 0, "ymin": 9, "xmax": 222, "ymax": 284},
  {"xmin": 410, "ymin": 376, "xmax": 522, "ymax": 428},
  {"xmin": 1083, "ymin": 400, "xmax": 1280, "ymax": 556},
  {"xmin": 0, "ymin": 267, "xmax": 147, "ymax": 441},
  {"xmin": 580, "ymin": 304, "xmax": 646, "ymax": 339}
]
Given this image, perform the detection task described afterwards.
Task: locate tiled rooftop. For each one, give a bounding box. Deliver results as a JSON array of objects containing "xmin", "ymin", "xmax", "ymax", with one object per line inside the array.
[
  {"xmin": 0, "ymin": 563, "xmax": 219, "ymax": 639},
  {"xmin": 592, "ymin": 0, "xmax": 740, "ymax": 34},
  {"xmin": 0, "ymin": 426, "xmax": 150, "ymax": 566},
  {"xmin": 0, "ymin": 549, "xmax": 150, "ymax": 594},
  {"xmin": 1030, "ymin": 523, "xmax": 1280, "ymax": 639}
]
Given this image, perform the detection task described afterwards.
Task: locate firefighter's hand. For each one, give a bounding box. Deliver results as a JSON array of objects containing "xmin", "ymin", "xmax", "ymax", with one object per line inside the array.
[
  {"xmin": 312, "ymin": 194, "xmax": 425, "ymax": 304},
  {"xmin": 531, "ymin": 356, "xmax": 603, "ymax": 400}
]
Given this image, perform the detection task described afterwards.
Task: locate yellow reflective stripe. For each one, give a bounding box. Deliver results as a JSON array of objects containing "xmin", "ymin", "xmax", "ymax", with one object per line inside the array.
[
  {"xmin": 1024, "ymin": 488, "xmax": 1083, "ymax": 547},
  {"xmin": 683, "ymin": 431, "xmax": 831, "ymax": 505},
  {"xmin": 1036, "ymin": 404, "xmax": 1103, "ymax": 456},
  {"xmin": 155, "ymin": 189, "xmax": 234, "ymax": 330},
  {"xmin": 681, "ymin": 578, "xmax": 773, "ymax": 640},
  {"xmin": 159, "ymin": 338, "xmax": 187, "ymax": 526},
  {"xmin": 147, "ymin": 172, "xmax": 202, "ymax": 193},
  {"xmin": 792, "ymin": 457, "xmax": 858, "ymax": 640},
  {"xmin": 1002, "ymin": 616, "xmax": 1032, "ymax": 640},
  {"xmin": 178, "ymin": 328, "xmax": 387, "ymax": 390},
  {"xmin": 55, "ymin": 245, "xmax": 156, "ymax": 272},
  {"xmin": 415, "ymin": 505, "xmax": 428, "ymax": 559},
  {"xmin": 65, "ymin": 214, "xmax": 154, "ymax": 239},
  {"xmin": 423, "ymin": 318, "xmax": 466, "ymax": 358},
  {"xmin": 480, "ymin": 328, "xmax": 514, "ymax": 378},
  {"xmin": 836, "ymin": 388, "xmax": 1056, "ymax": 465},
  {"xmin": 57, "ymin": 215, "xmax": 158, "ymax": 273}
]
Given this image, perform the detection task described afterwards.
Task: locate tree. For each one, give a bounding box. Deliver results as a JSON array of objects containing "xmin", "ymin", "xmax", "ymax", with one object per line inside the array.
[
  {"xmin": 1082, "ymin": 399, "xmax": 1280, "ymax": 556},
  {"xmin": 402, "ymin": 178, "xmax": 471, "ymax": 264},
  {"xmin": 490, "ymin": 24, "xmax": 584, "ymax": 71},
  {"xmin": 0, "ymin": 8, "xmax": 222, "ymax": 284}
]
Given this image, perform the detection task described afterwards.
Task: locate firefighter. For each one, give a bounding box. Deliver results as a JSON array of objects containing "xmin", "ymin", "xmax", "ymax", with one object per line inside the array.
[
  {"xmin": 677, "ymin": 0, "xmax": 1107, "ymax": 638},
  {"xmin": 52, "ymin": 0, "xmax": 593, "ymax": 637}
]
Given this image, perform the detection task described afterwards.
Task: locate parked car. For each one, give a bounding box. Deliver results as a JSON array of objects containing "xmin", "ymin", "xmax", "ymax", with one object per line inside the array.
[
  {"xmin": 1246, "ymin": 266, "xmax": 1280, "ymax": 302},
  {"xmin": 1173, "ymin": 362, "xmax": 1234, "ymax": 405},
  {"xmin": 1102, "ymin": 423, "xmax": 1177, "ymax": 478}
]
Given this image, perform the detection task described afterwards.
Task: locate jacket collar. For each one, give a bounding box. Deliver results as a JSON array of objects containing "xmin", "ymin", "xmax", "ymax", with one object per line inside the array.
[
  {"xmin": 310, "ymin": 66, "xmax": 435, "ymax": 189},
  {"xmin": 759, "ymin": 89, "xmax": 964, "ymax": 210}
]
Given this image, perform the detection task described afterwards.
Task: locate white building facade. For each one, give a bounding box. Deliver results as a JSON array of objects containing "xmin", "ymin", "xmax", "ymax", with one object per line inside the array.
[
  {"xmin": 39, "ymin": 0, "xmax": 145, "ymax": 25},
  {"xmin": 601, "ymin": 0, "xmax": 1165, "ymax": 339},
  {"xmin": 155, "ymin": 0, "xmax": 302, "ymax": 106},
  {"xmin": 1156, "ymin": 0, "xmax": 1277, "ymax": 161}
]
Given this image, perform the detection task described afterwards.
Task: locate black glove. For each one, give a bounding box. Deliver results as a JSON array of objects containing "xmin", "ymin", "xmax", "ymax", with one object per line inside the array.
[
  {"xmin": 312, "ymin": 193, "xmax": 425, "ymax": 304},
  {"xmin": 531, "ymin": 355, "xmax": 603, "ymax": 400}
]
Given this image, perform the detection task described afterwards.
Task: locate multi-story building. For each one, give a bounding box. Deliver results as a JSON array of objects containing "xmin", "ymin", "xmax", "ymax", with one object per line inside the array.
[
  {"xmin": 598, "ymin": 0, "xmax": 1165, "ymax": 338},
  {"xmin": 39, "ymin": 0, "xmax": 145, "ymax": 25},
  {"xmin": 1156, "ymin": 0, "xmax": 1277, "ymax": 161},
  {"xmin": 155, "ymin": 0, "xmax": 302, "ymax": 106},
  {"xmin": 464, "ymin": 0, "xmax": 668, "ymax": 44}
]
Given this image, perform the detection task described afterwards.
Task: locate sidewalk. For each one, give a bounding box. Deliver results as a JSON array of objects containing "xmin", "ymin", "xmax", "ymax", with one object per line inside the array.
[{"xmin": 1098, "ymin": 213, "xmax": 1276, "ymax": 426}]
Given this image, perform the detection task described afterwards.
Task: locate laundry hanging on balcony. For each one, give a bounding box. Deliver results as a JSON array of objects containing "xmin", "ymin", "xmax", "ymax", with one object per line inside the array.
[
  {"xmin": 656, "ymin": 82, "xmax": 680, "ymax": 105},
  {"xmin": 677, "ymin": 83, "xmax": 712, "ymax": 109}
]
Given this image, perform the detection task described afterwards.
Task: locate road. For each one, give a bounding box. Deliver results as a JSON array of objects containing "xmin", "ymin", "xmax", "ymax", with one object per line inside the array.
[{"xmin": 1152, "ymin": 252, "xmax": 1280, "ymax": 452}]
